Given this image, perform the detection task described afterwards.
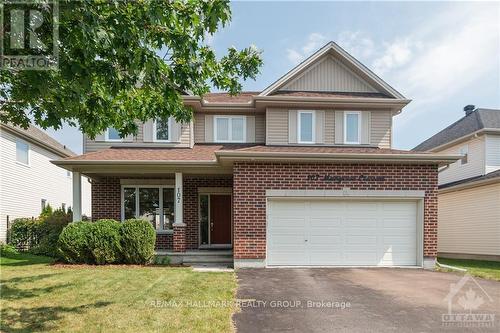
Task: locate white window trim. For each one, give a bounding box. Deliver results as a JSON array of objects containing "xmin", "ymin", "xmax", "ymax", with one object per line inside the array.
[
  {"xmin": 213, "ymin": 116, "xmax": 246, "ymax": 143},
  {"xmin": 121, "ymin": 185, "xmax": 175, "ymax": 234},
  {"xmin": 344, "ymin": 111, "xmax": 361, "ymax": 145},
  {"xmin": 105, "ymin": 128, "xmax": 123, "ymax": 142},
  {"xmin": 153, "ymin": 117, "xmax": 172, "ymax": 142},
  {"xmin": 15, "ymin": 139, "xmax": 30, "ymax": 167},
  {"xmin": 297, "ymin": 110, "xmax": 316, "ymax": 144}
]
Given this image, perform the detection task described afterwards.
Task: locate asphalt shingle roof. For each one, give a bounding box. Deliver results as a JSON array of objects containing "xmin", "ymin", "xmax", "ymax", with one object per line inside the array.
[
  {"xmin": 61, "ymin": 145, "xmax": 421, "ymax": 162},
  {"xmin": 439, "ymin": 169, "xmax": 500, "ymax": 189},
  {"xmin": 413, "ymin": 108, "xmax": 500, "ymax": 151},
  {"xmin": 1, "ymin": 123, "xmax": 75, "ymax": 157}
]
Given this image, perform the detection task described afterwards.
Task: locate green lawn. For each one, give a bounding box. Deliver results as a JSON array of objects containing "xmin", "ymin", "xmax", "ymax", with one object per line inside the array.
[
  {"xmin": 0, "ymin": 252, "xmax": 237, "ymax": 333},
  {"xmin": 438, "ymin": 257, "xmax": 500, "ymax": 281}
]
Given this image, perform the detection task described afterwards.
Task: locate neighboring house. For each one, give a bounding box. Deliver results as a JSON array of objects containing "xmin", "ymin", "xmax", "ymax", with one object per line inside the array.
[
  {"xmin": 0, "ymin": 123, "xmax": 92, "ymax": 242},
  {"xmin": 414, "ymin": 106, "xmax": 500, "ymax": 261},
  {"xmin": 54, "ymin": 42, "xmax": 459, "ymax": 268}
]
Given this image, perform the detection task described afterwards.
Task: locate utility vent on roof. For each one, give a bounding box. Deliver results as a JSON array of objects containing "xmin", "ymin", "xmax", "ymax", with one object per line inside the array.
[{"xmin": 464, "ymin": 105, "xmax": 476, "ymax": 116}]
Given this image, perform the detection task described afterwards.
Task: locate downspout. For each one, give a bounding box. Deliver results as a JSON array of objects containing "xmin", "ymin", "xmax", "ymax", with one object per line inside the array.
[{"xmin": 435, "ymin": 260, "xmax": 467, "ymax": 272}]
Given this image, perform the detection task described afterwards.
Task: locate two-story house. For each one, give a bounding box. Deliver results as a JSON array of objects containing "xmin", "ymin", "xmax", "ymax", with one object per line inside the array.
[
  {"xmin": 414, "ymin": 106, "xmax": 500, "ymax": 261},
  {"xmin": 0, "ymin": 123, "xmax": 92, "ymax": 242},
  {"xmin": 54, "ymin": 42, "xmax": 458, "ymax": 268}
]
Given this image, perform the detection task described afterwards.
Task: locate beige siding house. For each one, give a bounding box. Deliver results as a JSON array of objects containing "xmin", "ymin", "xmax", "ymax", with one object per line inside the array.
[
  {"xmin": 414, "ymin": 106, "xmax": 500, "ymax": 261},
  {"xmin": 56, "ymin": 42, "xmax": 459, "ymax": 268}
]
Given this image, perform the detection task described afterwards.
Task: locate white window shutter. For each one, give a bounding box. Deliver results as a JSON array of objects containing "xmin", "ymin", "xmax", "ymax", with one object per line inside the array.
[
  {"xmin": 246, "ymin": 116, "xmax": 255, "ymax": 143},
  {"xmin": 334, "ymin": 111, "xmax": 344, "ymax": 144},
  {"xmin": 205, "ymin": 115, "xmax": 214, "ymax": 142},
  {"xmin": 143, "ymin": 120, "xmax": 154, "ymax": 142},
  {"xmin": 171, "ymin": 119, "xmax": 182, "ymax": 142},
  {"xmin": 315, "ymin": 110, "xmax": 325, "ymax": 144},
  {"xmin": 361, "ymin": 111, "xmax": 371, "ymax": 145},
  {"xmin": 288, "ymin": 110, "xmax": 298, "ymax": 144}
]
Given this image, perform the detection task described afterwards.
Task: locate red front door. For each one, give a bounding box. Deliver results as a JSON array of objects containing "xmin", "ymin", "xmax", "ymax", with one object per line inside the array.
[{"xmin": 210, "ymin": 195, "xmax": 232, "ymax": 245}]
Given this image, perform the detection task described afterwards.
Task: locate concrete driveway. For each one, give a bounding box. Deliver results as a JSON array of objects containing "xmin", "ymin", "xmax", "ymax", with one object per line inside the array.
[{"xmin": 233, "ymin": 268, "xmax": 500, "ymax": 332}]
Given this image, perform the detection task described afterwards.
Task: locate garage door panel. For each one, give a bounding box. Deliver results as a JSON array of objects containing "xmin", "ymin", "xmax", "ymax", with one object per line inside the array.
[
  {"xmin": 310, "ymin": 217, "xmax": 342, "ymax": 228},
  {"xmin": 345, "ymin": 217, "xmax": 377, "ymax": 228},
  {"xmin": 267, "ymin": 199, "xmax": 418, "ymax": 266}
]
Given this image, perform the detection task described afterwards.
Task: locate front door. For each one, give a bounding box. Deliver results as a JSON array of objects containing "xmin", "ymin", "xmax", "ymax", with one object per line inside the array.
[
  {"xmin": 199, "ymin": 194, "xmax": 232, "ymax": 247},
  {"xmin": 210, "ymin": 195, "xmax": 232, "ymax": 245}
]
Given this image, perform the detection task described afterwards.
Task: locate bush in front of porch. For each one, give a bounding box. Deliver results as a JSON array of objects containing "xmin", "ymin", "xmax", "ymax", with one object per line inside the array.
[{"xmin": 57, "ymin": 219, "xmax": 156, "ymax": 265}]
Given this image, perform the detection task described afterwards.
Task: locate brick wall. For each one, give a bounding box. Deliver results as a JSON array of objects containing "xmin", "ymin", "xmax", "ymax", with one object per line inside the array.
[
  {"xmin": 156, "ymin": 234, "xmax": 173, "ymax": 250},
  {"xmin": 233, "ymin": 162, "xmax": 438, "ymax": 260},
  {"xmin": 91, "ymin": 177, "xmax": 121, "ymax": 220}
]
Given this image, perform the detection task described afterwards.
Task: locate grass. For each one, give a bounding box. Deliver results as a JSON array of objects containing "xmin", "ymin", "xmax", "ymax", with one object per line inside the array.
[
  {"xmin": 0, "ymin": 252, "xmax": 237, "ymax": 333},
  {"xmin": 437, "ymin": 257, "xmax": 500, "ymax": 281}
]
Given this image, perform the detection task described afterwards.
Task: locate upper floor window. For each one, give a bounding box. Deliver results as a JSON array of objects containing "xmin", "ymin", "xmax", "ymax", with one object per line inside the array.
[
  {"xmin": 459, "ymin": 145, "xmax": 468, "ymax": 165},
  {"xmin": 154, "ymin": 118, "xmax": 171, "ymax": 142},
  {"xmin": 105, "ymin": 128, "xmax": 122, "ymax": 141},
  {"xmin": 214, "ymin": 116, "xmax": 246, "ymax": 143},
  {"xmin": 16, "ymin": 139, "xmax": 30, "ymax": 166},
  {"xmin": 344, "ymin": 111, "xmax": 361, "ymax": 144},
  {"xmin": 298, "ymin": 111, "xmax": 315, "ymax": 144}
]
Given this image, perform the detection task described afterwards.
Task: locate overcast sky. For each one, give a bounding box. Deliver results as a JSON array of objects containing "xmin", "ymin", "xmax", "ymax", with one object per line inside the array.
[{"xmin": 46, "ymin": 1, "xmax": 500, "ymax": 153}]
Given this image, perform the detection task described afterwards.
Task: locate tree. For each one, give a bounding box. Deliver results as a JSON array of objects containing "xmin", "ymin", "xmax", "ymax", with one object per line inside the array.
[{"xmin": 0, "ymin": 0, "xmax": 263, "ymax": 138}]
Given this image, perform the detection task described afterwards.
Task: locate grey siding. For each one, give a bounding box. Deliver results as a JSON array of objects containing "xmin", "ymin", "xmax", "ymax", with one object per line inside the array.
[
  {"xmin": 84, "ymin": 119, "xmax": 191, "ymax": 153},
  {"xmin": 370, "ymin": 111, "xmax": 391, "ymax": 148},
  {"xmin": 282, "ymin": 55, "xmax": 378, "ymax": 93},
  {"xmin": 265, "ymin": 108, "xmax": 289, "ymax": 145},
  {"xmin": 267, "ymin": 108, "xmax": 392, "ymax": 148},
  {"xmin": 193, "ymin": 113, "xmax": 265, "ymax": 144},
  {"xmin": 194, "ymin": 113, "xmax": 205, "ymax": 143}
]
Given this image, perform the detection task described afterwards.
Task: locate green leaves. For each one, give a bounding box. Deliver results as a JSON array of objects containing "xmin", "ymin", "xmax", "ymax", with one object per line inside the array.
[{"xmin": 0, "ymin": 0, "xmax": 263, "ymax": 139}]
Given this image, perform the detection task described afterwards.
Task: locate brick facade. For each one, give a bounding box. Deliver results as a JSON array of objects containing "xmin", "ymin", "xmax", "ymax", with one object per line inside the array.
[
  {"xmin": 91, "ymin": 176, "xmax": 233, "ymax": 250},
  {"xmin": 156, "ymin": 233, "xmax": 173, "ymax": 250},
  {"xmin": 232, "ymin": 162, "xmax": 438, "ymax": 260},
  {"xmin": 91, "ymin": 177, "xmax": 121, "ymax": 220}
]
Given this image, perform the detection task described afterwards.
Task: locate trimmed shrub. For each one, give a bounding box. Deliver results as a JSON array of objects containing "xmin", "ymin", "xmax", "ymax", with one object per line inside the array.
[
  {"xmin": 32, "ymin": 209, "xmax": 72, "ymax": 257},
  {"xmin": 9, "ymin": 218, "xmax": 40, "ymax": 251},
  {"xmin": 120, "ymin": 219, "xmax": 156, "ymax": 264},
  {"xmin": 58, "ymin": 222, "xmax": 93, "ymax": 264},
  {"xmin": 88, "ymin": 219, "xmax": 122, "ymax": 264},
  {"xmin": 1, "ymin": 243, "xmax": 18, "ymax": 256}
]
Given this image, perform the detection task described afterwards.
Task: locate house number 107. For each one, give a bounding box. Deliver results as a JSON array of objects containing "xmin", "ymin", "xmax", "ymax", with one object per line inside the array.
[{"xmin": 176, "ymin": 188, "xmax": 182, "ymax": 203}]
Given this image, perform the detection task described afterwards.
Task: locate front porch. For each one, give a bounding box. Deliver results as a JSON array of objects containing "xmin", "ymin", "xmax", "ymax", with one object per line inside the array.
[{"xmin": 71, "ymin": 170, "xmax": 234, "ymax": 254}]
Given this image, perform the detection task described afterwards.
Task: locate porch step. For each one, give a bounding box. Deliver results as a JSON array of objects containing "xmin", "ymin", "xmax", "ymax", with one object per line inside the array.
[
  {"xmin": 183, "ymin": 255, "xmax": 233, "ymax": 264},
  {"xmin": 155, "ymin": 250, "xmax": 233, "ymax": 266}
]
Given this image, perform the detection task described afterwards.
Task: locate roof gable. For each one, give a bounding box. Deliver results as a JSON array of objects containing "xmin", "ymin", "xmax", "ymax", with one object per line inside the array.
[
  {"xmin": 280, "ymin": 55, "xmax": 379, "ymax": 93},
  {"xmin": 260, "ymin": 42, "xmax": 405, "ymax": 99}
]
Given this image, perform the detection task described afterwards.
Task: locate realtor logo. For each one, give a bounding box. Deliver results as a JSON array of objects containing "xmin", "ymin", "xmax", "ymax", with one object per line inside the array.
[
  {"xmin": 442, "ymin": 273, "xmax": 495, "ymax": 328},
  {"xmin": 1, "ymin": 0, "xmax": 59, "ymax": 70}
]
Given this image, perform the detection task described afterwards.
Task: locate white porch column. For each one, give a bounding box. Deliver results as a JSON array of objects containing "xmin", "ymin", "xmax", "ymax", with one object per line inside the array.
[
  {"xmin": 174, "ymin": 172, "xmax": 184, "ymax": 226},
  {"xmin": 72, "ymin": 171, "xmax": 82, "ymax": 222}
]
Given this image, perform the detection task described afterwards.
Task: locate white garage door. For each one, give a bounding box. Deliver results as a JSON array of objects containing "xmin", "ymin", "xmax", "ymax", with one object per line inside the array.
[{"xmin": 267, "ymin": 199, "xmax": 418, "ymax": 266}]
